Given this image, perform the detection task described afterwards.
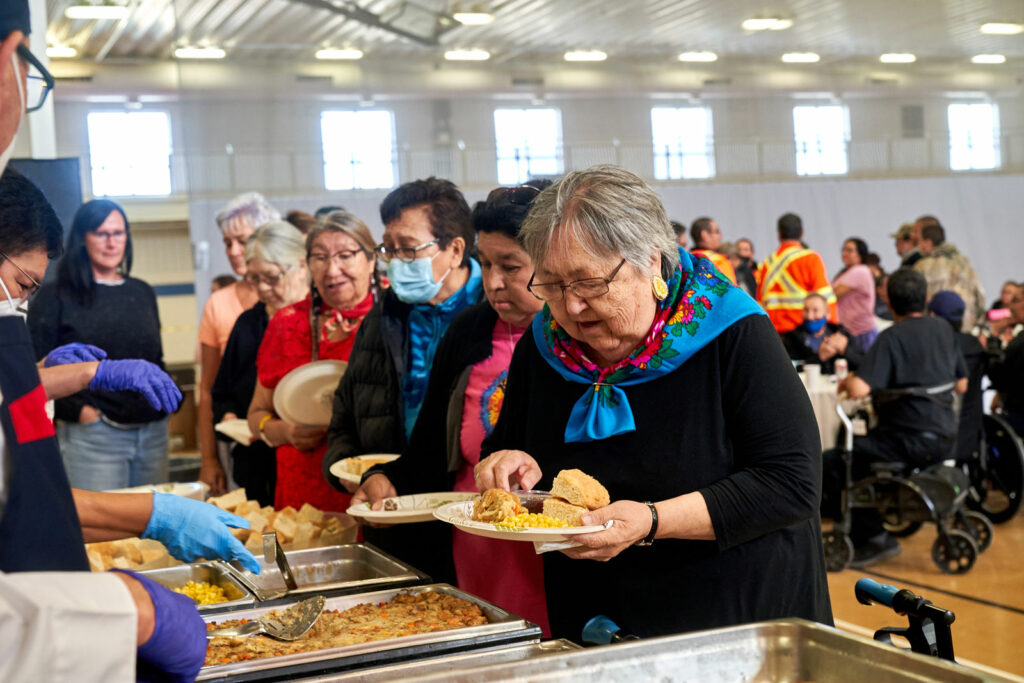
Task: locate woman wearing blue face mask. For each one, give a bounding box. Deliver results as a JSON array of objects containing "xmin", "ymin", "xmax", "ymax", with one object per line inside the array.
[
  {"xmin": 324, "ymin": 177, "xmax": 483, "ymax": 586},
  {"xmin": 782, "ymin": 292, "xmax": 865, "ymax": 374}
]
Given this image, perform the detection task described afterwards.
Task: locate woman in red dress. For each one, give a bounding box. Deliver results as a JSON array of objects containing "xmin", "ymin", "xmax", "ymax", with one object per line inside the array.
[{"xmin": 247, "ymin": 212, "xmax": 377, "ymax": 511}]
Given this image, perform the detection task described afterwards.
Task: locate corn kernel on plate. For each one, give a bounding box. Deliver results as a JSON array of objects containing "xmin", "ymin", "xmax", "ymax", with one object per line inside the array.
[
  {"xmin": 346, "ymin": 492, "xmax": 478, "ymax": 524},
  {"xmin": 433, "ymin": 497, "xmax": 611, "ymax": 542}
]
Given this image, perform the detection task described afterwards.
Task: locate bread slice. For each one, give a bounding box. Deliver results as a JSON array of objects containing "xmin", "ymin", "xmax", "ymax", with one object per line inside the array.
[
  {"xmin": 550, "ymin": 469, "xmax": 610, "ymax": 510},
  {"xmin": 542, "ymin": 497, "xmax": 589, "ymax": 526}
]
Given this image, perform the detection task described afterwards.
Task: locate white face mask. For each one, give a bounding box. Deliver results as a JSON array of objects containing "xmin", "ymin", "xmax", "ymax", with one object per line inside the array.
[
  {"xmin": 0, "ymin": 273, "xmax": 26, "ymax": 318},
  {"xmin": 0, "ymin": 50, "xmax": 26, "ymax": 176}
]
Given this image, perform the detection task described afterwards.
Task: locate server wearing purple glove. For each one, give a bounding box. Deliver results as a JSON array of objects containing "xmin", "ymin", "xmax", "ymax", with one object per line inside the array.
[
  {"xmin": 111, "ymin": 569, "xmax": 208, "ymax": 682},
  {"xmin": 142, "ymin": 492, "xmax": 262, "ymax": 574},
  {"xmin": 89, "ymin": 359, "xmax": 183, "ymax": 414},
  {"xmin": 43, "ymin": 342, "xmax": 107, "ymax": 366}
]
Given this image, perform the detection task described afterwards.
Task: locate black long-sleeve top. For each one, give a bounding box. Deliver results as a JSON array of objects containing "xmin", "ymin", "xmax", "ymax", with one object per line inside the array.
[
  {"xmin": 27, "ymin": 278, "xmax": 167, "ymax": 425},
  {"xmin": 482, "ymin": 313, "xmax": 833, "ymax": 641}
]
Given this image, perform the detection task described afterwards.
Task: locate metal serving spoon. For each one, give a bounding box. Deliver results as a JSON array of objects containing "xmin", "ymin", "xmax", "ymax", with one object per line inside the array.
[{"xmin": 206, "ymin": 595, "xmax": 326, "ymax": 641}]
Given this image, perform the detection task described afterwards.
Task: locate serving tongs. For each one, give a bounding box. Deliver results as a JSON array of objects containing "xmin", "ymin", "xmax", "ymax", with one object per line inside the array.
[
  {"xmin": 205, "ymin": 595, "xmax": 325, "ymax": 641},
  {"xmin": 263, "ymin": 531, "xmax": 299, "ymax": 592},
  {"xmin": 221, "ymin": 531, "xmax": 299, "ymax": 602}
]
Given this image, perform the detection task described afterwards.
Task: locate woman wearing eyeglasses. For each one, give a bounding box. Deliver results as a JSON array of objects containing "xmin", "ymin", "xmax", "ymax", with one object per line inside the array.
[
  {"xmin": 352, "ymin": 181, "xmax": 550, "ymax": 632},
  {"xmin": 246, "ymin": 212, "xmax": 377, "ymax": 511},
  {"xmin": 210, "ymin": 222, "xmax": 308, "ymax": 507},
  {"xmin": 473, "ymin": 166, "xmax": 832, "ymax": 640},
  {"xmin": 27, "ymin": 199, "xmax": 178, "ymax": 491}
]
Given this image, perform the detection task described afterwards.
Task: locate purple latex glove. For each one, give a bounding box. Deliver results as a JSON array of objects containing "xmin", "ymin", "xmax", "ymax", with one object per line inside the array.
[
  {"xmin": 43, "ymin": 342, "xmax": 107, "ymax": 367},
  {"xmin": 89, "ymin": 359, "xmax": 183, "ymax": 413},
  {"xmin": 110, "ymin": 569, "xmax": 207, "ymax": 683}
]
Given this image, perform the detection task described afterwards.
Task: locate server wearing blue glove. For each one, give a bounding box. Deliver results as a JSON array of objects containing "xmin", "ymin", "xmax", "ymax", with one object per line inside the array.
[{"xmin": 43, "ymin": 342, "xmax": 107, "ymax": 366}]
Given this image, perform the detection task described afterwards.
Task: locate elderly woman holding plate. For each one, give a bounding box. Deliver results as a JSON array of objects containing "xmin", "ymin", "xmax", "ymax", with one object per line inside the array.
[
  {"xmin": 475, "ymin": 165, "xmax": 832, "ymax": 640},
  {"xmin": 247, "ymin": 212, "xmax": 377, "ymax": 511}
]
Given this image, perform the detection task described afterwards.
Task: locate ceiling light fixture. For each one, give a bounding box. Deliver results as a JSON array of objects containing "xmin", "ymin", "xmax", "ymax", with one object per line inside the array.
[
  {"xmin": 173, "ymin": 46, "xmax": 227, "ymax": 59},
  {"xmin": 880, "ymin": 53, "xmax": 916, "ymax": 63},
  {"xmin": 453, "ymin": 12, "xmax": 494, "ymax": 25},
  {"xmin": 781, "ymin": 52, "xmax": 820, "ymax": 63},
  {"xmin": 678, "ymin": 51, "xmax": 718, "ymax": 62},
  {"xmin": 444, "ymin": 48, "xmax": 490, "ymax": 61},
  {"xmin": 980, "ymin": 22, "xmax": 1023, "ymax": 35},
  {"xmin": 64, "ymin": 4, "xmax": 129, "ymax": 20},
  {"xmin": 971, "ymin": 54, "xmax": 1007, "ymax": 64},
  {"xmin": 564, "ymin": 49, "xmax": 607, "ymax": 62},
  {"xmin": 46, "ymin": 45, "xmax": 78, "ymax": 58},
  {"xmin": 315, "ymin": 47, "xmax": 363, "ymax": 60},
  {"xmin": 742, "ymin": 17, "xmax": 793, "ymax": 31}
]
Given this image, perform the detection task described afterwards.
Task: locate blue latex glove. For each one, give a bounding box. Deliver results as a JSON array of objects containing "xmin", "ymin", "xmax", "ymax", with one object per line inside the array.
[
  {"xmin": 142, "ymin": 492, "xmax": 261, "ymax": 574},
  {"xmin": 43, "ymin": 342, "xmax": 107, "ymax": 367},
  {"xmin": 89, "ymin": 359, "xmax": 183, "ymax": 413},
  {"xmin": 110, "ymin": 569, "xmax": 207, "ymax": 683}
]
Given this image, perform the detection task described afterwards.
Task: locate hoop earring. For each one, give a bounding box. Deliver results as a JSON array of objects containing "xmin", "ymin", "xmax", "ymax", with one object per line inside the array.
[{"xmin": 651, "ymin": 275, "xmax": 668, "ymax": 301}]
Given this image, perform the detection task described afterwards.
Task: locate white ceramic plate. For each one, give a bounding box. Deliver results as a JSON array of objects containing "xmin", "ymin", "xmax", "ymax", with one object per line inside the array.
[
  {"xmin": 105, "ymin": 481, "xmax": 209, "ymax": 501},
  {"xmin": 328, "ymin": 454, "xmax": 401, "ymax": 487},
  {"xmin": 433, "ymin": 492, "xmax": 610, "ymax": 542},
  {"xmin": 346, "ymin": 492, "xmax": 479, "ymax": 524},
  {"xmin": 214, "ymin": 418, "xmax": 253, "ymax": 445},
  {"xmin": 273, "ymin": 360, "xmax": 348, "ymax": 426}
]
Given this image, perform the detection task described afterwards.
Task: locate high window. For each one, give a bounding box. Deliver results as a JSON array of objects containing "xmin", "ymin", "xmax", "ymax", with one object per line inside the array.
[
  {"xmin": 948, "ymin": 103, "xmax": 1000, "ymax": 171},
  {"xmin": 320, "ymin": 110, "xmax": 397, "ymax": 190},
  {"xmin": 792, "ymin": 105, "xmax": 849, "ymax": 176},
  {"xmin": 650, "ymin": 107, "xmax": 715, "ymax": 180},
  {"xmin": 493, "ymin": 108, "xmax": 562, "ymax": 185},
  {"xmin": 87, "ymin": 111, "xmax": 172, "ymax": 196}
]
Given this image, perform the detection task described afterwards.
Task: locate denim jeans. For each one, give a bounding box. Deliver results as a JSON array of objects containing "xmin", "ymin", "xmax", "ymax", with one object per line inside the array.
[{"xmin": 57, "ymin": 416, "xmax": 169, "ymax": 491}]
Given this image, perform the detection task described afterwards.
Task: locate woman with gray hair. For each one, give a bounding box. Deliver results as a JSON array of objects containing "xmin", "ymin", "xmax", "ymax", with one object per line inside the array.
[
  {"xmin": 474, "ymin": 165, "xmax": 831, "ymax": 639},
  {"xmin": 199, "ymin": 192, "xmax": 281, "ymax": 494},
  {"xmin": 211, "ymin": 222, "xmax": 308, "ymax": 506}
]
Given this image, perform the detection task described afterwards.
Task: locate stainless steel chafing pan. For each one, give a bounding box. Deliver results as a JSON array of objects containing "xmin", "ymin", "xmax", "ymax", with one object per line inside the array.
[
  {"xmin": 140, "ymin": 562, "xmax": 254, "ymax": 613},
  {"xmin": 197, "ymin": 584, "xmax": 541, "ymax": 682}
]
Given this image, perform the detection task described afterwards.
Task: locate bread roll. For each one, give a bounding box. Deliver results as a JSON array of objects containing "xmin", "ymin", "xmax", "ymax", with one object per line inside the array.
[
  {"xmin": 542, "ymin": 497, "xmax": 589, "ymax": 526},
  {"xmin": 550, "ymin": 469, "xmax": 610, "ymax": 510}
]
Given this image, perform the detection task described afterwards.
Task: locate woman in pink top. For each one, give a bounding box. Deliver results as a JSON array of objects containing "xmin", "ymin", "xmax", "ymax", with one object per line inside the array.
[
  {"xmin": 198, "ymin": 192, "xmax": 280, "ymax": 495},
  {"xmin": 832, "ymin": 238, "xmax": 878, "ymax": 350},
  {"xmin": 353, "ymin": 183, "xmax": 551, "ymax": 634}
]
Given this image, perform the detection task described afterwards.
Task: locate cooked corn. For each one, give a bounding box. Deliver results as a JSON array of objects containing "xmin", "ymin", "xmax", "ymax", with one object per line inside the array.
[
  {"xmin": 494, "ymin": 512, "xmax": 569, "ymax": 529},
  {"xmin": 173, "ymin": 581, "xmax": 228, "ymax": 605}
]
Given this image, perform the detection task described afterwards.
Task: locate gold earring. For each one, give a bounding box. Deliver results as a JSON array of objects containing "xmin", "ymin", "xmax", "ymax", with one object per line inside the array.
[{"xmin": 651, "ymin": 275, "xmax": 668, "ymax": 301}]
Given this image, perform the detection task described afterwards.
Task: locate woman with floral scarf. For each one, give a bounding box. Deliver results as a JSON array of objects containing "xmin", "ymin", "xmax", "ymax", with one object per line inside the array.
[{"xmin": 475, "ymin": 165, "xmax": 833, "ymax": 640}]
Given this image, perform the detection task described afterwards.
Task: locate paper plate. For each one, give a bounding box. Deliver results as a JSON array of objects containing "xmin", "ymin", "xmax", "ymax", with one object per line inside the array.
[
  {"xmin": 433, "ymin": 492, "xmax": 610, "ymax": 542},
  {"xmin": 105, "ymin": 481, "xmax": 209, "ymax": 501},
  {"xmin": 328, "ymin": 454, "xmax": 401, "ymax": 487},
  {"xmin": 346, "ymin": 492, "xmax": 478, "ymax": 524},
  {"xmin": 214, "ymin": 418, "xmax": 253, "ymax": 445},
  {"xmin": 273, "ymin": 360, "xmax": 348, "ymax": 426}
]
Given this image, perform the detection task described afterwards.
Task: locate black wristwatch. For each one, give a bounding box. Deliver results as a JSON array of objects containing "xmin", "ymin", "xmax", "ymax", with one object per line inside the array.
[{"xmin": 635, "ymin": 501, "xmax": 658, "ymax": 546}]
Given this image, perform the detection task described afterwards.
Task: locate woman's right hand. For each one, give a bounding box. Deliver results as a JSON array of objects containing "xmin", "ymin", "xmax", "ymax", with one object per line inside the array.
[
  {"xmin": 284, "ymin": 424, "xmax": 328, "ymax": 452},
  {"xmin": 79, "ymin": 405, "xmax": 101, "ymax": 424},
  {"xmin": 199, "ymin": 458, "xmax": 227, "ymax": 497},
  {"xmin": 474, "ymin": 450, "xmax": 542, "ymax": 492}
]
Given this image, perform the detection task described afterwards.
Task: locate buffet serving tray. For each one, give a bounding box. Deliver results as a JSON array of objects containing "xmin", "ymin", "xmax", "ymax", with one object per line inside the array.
[
  {"xmin": 140, "ymin": 561, "xmax": 254, "ymax": 613},
  {"xmin": 402, "ymin": 618, "xmax": 1013, "ymax": 682},
  {"xmin": 197, "ymin": 584, "xmax": 542, "ymax": 682},
  {"xmin": 224, "ymin": 543, "xmax": 429, "ymax": 603}
]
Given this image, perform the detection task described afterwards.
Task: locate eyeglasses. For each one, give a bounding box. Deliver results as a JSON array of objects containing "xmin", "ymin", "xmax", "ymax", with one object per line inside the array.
[
  {"xmin": 486, "ymin": 184, "xmax": 541, "ymax": 206},
  {"xmin": 244, "ymin": 270, "xmax": 287, "ymax": 288},
  {"xmin": 88, "ymin": 229, "xmax": 128, "ymax": 243},
  {"xmin": 0, "ymin": 248, "xmax": 42, "ymax": 300},
  {"xmin": 527, "ymin": 259, "xmax": 627, "ymax": 302},
  {"xmin": 308, "ymin": 249, "xmax": 366, "ymax": 268},
  {"xmin": 375, "ymin": 239, "xmax": 438, "ymax": 264},
  {"xmin": 16, "ymin": 44, "xmax": 55, "ymax": 114}
]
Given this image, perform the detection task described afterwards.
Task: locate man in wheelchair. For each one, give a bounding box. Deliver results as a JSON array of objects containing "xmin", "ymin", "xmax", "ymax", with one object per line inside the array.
[{"xmin": 828, "ymin": 268, "xmax": 968, "ymax": 567}]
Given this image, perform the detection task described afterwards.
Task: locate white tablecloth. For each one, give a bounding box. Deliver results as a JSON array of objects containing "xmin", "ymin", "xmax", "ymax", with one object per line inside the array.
[{"xmin": 801, "ymin": 373, "xmax": 841, "ymax": 451}]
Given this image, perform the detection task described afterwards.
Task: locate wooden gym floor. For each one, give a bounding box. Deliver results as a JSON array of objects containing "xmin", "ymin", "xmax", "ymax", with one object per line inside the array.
[{"xmin": 827, "ymin": 510, "xmax": 1024, "ymax": 679}]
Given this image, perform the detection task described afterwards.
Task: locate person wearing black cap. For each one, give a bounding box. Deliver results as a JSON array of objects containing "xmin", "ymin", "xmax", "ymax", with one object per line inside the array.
[{"xmin": 928, "ymin": 291, "xmax": 986, "ymax": 464}]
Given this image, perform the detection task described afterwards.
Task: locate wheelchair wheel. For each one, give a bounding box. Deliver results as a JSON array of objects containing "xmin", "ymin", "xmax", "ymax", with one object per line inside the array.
[
  {"xmin": 952, "ymin": 511, "xmax": 994, "ymax": 553},
  {"xmin": 822, "ymin": 531, "xmax": 854, "ymax": 572},
  {"xmin": 883, "ymin": 519, "xmax": 923, "ymax": 538},
  {"xmin": 931, "ymin": 530, "xmax": 979, "ymax": 574},
  {"xmin": 975, "ymin": 415, "xmax": 1024, "ymax": 524}
]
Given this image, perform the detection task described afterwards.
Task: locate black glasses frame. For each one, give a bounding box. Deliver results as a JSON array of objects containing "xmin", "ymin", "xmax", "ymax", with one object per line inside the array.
[
  {"xmin": 16, "ymin": 44, "xmax": 55, "ymax": 114},
  {"xmin": 0, "ymin": 248, "xmax": 42, "ymax": 299},
  {"xmin": 375, "ymin": 239, "xmax": 439, "ymax": 264},
  {"xmin": 527, "ymin": 258, "xmax": 628, "ymax": 302}
]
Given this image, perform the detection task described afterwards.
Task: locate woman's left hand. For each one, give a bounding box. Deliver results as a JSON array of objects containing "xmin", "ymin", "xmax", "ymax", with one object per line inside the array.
[{"xmin": 560, "ymin": 500, "xmax": 654, "ymax": 562}]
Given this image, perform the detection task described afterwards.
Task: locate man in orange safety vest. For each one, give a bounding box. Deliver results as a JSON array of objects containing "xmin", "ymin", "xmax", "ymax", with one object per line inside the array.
[
  {"xmin": 756, "ymin": 213, "xmax": 837, "ymax": 334},
  {"xmin": 690, "ymin": 217, "xmax": 737, "ymax": 284}
]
